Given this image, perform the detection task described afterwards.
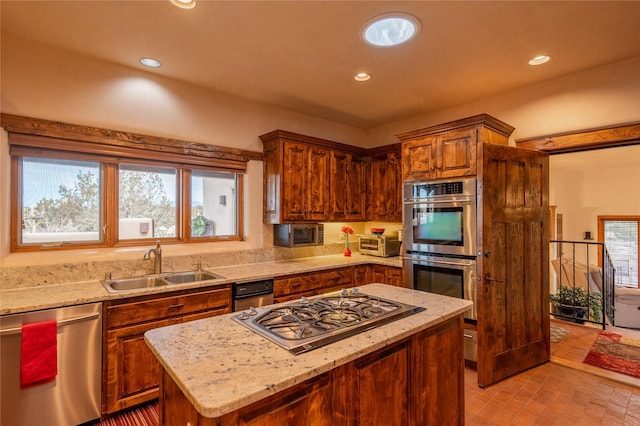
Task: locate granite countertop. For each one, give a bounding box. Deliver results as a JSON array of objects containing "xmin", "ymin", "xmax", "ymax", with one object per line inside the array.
[
  {"xmin": 144, "ymin": 283, "xmax": 472, "ymax": 419},
  {"xmin": 0, "ymin": 254, "xmax": 401, "ymax": 315}
]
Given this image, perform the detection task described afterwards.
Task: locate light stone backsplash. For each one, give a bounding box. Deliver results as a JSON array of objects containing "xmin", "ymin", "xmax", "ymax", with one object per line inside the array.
[{"xmin": 0, "ymin": 243, "xmax": 350, "ymax": 290}]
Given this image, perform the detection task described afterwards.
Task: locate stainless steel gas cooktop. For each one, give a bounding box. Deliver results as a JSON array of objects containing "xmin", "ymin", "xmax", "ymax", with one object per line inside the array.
[{"xmin": 232, "ymin": 289, "xmax": 425, "ymax": 354}]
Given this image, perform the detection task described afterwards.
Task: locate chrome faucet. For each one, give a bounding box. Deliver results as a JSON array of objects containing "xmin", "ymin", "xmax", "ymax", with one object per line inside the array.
[{"xmin": 143, "ymin": 240, "xmax": 162, "ymax": 274}]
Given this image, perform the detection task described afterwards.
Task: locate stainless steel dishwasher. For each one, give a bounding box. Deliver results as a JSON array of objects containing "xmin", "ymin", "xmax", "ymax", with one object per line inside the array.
[
  {"xmin": 232, "ymin": 279, "xmax": 274, "ymax": 312},
  {"xmin": 0, "ymin": 302, "xmax": 102, "ymax": 426}
]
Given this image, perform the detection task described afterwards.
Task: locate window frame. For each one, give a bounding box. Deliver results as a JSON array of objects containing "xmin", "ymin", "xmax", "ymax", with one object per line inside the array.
[{"xmin": 5, "ymin": 114, "xmax": 255, "ymax": 253}]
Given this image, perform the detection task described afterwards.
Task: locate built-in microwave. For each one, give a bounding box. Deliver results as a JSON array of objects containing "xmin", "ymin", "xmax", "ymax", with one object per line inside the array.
[
  {"xmin": 273, "ymin": 224, "xmax": 324, "ymax": 248},
  {"xmin": 403, "ymin": 177, "xmax": 477, "ymax": 257}
]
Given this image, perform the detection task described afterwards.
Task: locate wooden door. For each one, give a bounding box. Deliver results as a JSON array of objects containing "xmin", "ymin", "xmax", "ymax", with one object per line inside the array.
[{"xmin": 477, "ymin": 143, "xmax": 550, "ymax": 387}]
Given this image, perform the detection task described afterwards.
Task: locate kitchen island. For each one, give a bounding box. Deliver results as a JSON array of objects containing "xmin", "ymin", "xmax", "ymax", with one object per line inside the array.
[{"xmin": 145, "ymin": 283, "xmax": 472, "ymax": 425}]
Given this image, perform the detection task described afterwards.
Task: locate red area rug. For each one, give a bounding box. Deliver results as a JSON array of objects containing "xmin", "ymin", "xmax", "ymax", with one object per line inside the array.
[
  {"xmin": 97, "ymin": 402, "xmax": 159, "ymax": 426},
  {"xmin": 583, "ymin": 331, "xmax": 640, "ymax": 379}
]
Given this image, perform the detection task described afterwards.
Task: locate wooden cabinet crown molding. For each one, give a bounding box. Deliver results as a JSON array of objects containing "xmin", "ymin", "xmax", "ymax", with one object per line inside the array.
[
  {"xmin": 515, "ymin": 121, "xmax": 640, "ymax": 153},
  {"xmin": 395, "ymin": 113, "xmax": 515, "ymax": 142},
  {"xmin": 259, "ymin": 129, "xmax": 368, "ymax": 157},
  {"xmin": 1, "ymin": 113, "xmax": 262, "ymax": 164}
]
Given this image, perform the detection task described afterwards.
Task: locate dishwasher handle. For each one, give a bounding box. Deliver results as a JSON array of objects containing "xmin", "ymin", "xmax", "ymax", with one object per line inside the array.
[{"xmin": 0, "ymin": 312, "xmax": 100, "ymax": 336}]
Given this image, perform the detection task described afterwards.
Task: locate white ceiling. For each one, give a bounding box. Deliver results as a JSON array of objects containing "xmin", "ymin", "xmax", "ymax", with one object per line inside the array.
[{"xmin": 2, "ymin": 1, "xmax": 640, "ymax": 129}]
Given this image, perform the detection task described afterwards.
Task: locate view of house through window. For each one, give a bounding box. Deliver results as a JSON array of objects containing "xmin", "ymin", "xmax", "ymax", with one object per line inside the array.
[
  {"xmin": 118, "ymin": 164, "xmax": 177, "ymax": 240},
  {"xmin": 600, "ymin": 217, "xmax": 639, "ymax": 287},
  {"xmin": 21, "ymin": 157, "xmax": 101, "ymax": 244},
  {"xmin": 191, "ymin": 170, "xmax": 238, "ymax": 238}
]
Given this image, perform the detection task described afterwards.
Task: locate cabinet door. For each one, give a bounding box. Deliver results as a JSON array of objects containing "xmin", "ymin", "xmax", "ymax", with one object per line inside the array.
[
  {"xmin": 105, "ymin": 317, "xmax": 179, "ymax": 414},
  {"xmin": 352, "ymin": 343, "xmax": 410, "ymax": 425},
  {"xmin": 347, "ymin": 156, "xmax": 367, "ymax": 220},
  {"xmin": 368, "ymin": 265, "xmax": 402, "ymax": 287},
  {"xmin": 329, "ymin": 150, "xmax": 350, "ymax": 220},
  {"xmin": 281, "ymin": 142, "xmax": 308, "ymax": 221},
  {"xmin": 437, "ymin": 128, "xmax": 477, "ymax": 178},
  {"xmin": 307, "ymin": 146, "xmax": 330, "ymax": 221},
  {"xmin": 387, "ymin": 152, "xmax": 402, "ymax": 221},
  {"xmin": 402, "ymin": 136, "xmax": 438, "ymax": 182},
  {"xmin": 411, "ymin": 317, "xmax": 464, "ymax": 425}
]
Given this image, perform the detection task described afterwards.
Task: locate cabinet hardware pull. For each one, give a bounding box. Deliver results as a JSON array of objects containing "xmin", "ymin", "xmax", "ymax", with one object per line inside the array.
[
  {"xmin": 484, "ymin": 274, "xmax": 505, "ymax": 283},
  {"xmin": 169, "ymin": 304, "xmax": 185, "ymax": 309}
]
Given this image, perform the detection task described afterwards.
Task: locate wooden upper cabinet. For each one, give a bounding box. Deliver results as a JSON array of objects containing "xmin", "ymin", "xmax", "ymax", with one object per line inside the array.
[
  {"xmin": 260, "ymin": 130, "xmax": 368, "ymax": 224},
  {"xmin": 330, "ymin": 150, "xmax": 367, "ymax": 221},
  {"xmin": 367, "ymin": 144, "xmax": 402, "ymax": 222},
  {"xmin": 397, "ymin": 114, "xmax": 515, "ymax": 182}
]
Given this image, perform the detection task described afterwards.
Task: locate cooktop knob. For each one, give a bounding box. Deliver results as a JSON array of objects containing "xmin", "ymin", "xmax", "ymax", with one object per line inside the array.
[
  {"xmin": 238, "ymin": 311, "xmax": 249, "ymax": 320},
  {"xmin": 300, "ymin": 296, "xmax": 309, "ymax": 304},
  {"xmin": 341, "ymin": 288, "xmax": 349, "ymax": 296},
  {"xmin": 248, "ymin": 306, "xmax": 257, "ymax": 316},
  {"xmin": 352, "ymin": 288, "xmax": 359, "ymax": 294}
]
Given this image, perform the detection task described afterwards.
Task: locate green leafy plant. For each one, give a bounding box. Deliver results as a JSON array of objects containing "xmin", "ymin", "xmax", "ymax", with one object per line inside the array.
[{"xmin": 550, "ymin": 285, "xmax": 603, "ymax": 322}]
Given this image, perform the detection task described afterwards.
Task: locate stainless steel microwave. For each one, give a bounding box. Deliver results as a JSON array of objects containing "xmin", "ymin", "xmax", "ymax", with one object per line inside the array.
[{"xmin": 274, "ymin": 224, "xmax": 324, "ymax": 247}]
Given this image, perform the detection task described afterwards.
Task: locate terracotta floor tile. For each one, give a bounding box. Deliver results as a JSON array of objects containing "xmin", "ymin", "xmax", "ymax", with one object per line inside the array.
[{"xmin": 464, "ymin": 319, "xmax": 640, "ymax": 425}]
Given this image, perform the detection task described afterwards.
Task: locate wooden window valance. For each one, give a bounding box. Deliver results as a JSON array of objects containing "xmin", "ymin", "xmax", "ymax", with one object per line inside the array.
[{"xmin": 1, "ymin": 113, "xmax": 262, "ymax": 172}]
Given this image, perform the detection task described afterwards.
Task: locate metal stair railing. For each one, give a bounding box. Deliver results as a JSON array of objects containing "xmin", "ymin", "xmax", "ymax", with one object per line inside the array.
[{"xmin": 550, "ymin": 240, "xmax": 616, "ymax": 329}]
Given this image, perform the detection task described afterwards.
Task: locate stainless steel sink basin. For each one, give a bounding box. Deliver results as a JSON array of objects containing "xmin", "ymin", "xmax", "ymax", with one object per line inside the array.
[
  {"xmin": 104, "ymin": 276, "xmax": 168, "ymax": 292},
  {"xmin": 102, "ymin": 270, "xmax": 225, "ymax": 292},
  {"xmin": 162, "ymin": 270, "xmax": 223, "ymax": 284}
]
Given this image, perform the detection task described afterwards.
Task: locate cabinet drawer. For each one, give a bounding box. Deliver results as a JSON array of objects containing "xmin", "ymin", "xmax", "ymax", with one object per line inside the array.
[
  {"xmin": 106, "ymin": 287, "xmax": 231, "ymax": 329},
  {"xmin": 274, "ymin": 268, "xmax": 353, "ymax": 297}
]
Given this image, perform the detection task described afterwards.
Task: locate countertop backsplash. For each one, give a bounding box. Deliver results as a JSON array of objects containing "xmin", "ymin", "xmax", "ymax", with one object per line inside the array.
[{"xmin": 0, "ymin": 242, "xmax": 353, "ymax": 290}]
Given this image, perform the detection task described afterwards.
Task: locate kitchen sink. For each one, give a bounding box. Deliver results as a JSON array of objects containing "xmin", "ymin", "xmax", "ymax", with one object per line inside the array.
[
  {"xmin": 163, "ymin": 270, "xmax": 223, "ymax": 284},
  {"xmin": 102, "ymin": 270, "xmax": 225, "ymax": 292},
  {"xmin": 104, "ymin": 276, "xmax": 168, "ymax": 292}
]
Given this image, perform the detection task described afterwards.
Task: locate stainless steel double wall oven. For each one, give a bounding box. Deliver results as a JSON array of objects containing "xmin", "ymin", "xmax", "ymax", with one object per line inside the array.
[{"xmin": 402, "ymin": 177, "xmax": 478, "ymax": 321}]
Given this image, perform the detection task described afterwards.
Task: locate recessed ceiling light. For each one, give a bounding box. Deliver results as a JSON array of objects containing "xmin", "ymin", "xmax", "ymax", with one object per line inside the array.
[
  {"xmin": 354, "ymin": 72, "xmax": 371, "ymax": 82},
  {"xmin": 363, "ymin": 13, "xmax": 420, "ymax": 47},
  {"xmin": 528, "ymin": 55, "xmax": 551, "ymax": 66},
  {"xmin": 140, "ymin": 57, "xmax": 161, "ymax": 68},
  {"xmin": 170, "ymin": 0, "xmax": 197, "ymax": 9}
]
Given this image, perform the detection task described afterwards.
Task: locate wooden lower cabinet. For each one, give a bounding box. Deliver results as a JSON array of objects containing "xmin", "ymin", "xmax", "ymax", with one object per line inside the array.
[
  {"xmin": 159, "ymin": 315, "xmax": 464, "ymax": 426},
  {"xmin": 102, "ymin": 286, "xmax": 232, "ymax": 416},
  {"xmin": 368, "ymin": 264, "xmax": 403, "ymax": 287},
  {"xmin": 273, "ymin": 266, "xmax": 355, "ymax": 303}
]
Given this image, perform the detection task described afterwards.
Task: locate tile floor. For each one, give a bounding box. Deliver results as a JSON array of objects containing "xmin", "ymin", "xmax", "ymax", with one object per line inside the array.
[{"xmin": 463, "ymin": 320, "xmax": 640, "ymax": 425}]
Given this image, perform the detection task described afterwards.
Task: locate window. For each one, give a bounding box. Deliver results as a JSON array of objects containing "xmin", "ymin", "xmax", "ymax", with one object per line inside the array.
[
  {"xmin": 119, "ymin": 164, "xmax": 177, "ymax": 240},
  {"xmin": 191, "ymin": 170, "xmax": 238, "ymax": 238},
  {"xmin": 20, "ymin": 157, "xmax": 102, "ymax": 245},
  {"xmin": 598, "ymin": 216, "xmax": 639, "ymax": 287},
  {"xmin": 7, "ymin": 117, "xmax": 251, "ymax": 252}
]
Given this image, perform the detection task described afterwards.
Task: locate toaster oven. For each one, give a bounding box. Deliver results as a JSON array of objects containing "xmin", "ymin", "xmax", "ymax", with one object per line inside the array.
[{"xmin": 357, "ymin": 234, "xmax": 401, "ymax": 257}]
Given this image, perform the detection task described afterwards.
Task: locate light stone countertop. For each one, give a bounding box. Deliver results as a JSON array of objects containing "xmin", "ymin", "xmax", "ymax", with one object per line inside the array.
[
  {"xmin": 144, "ymin": 283, "xmax": 472, "ymax": 419},
  {"xmin": 0, "ymin": 254, "xmax": 401, "ymax": 315}
]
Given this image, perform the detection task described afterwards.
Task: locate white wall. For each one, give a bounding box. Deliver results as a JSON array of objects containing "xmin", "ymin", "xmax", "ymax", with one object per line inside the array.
[
  {"xmin": 549, "ymin": 146, "xmax": 640, "ymax": 241},
  {"xmin": 3, "ymin": 33, "xmax": 640, "ymax": 267},
  {"xmin": 367, "ymin": 56, "xmax": 640, "ymax": 147}
]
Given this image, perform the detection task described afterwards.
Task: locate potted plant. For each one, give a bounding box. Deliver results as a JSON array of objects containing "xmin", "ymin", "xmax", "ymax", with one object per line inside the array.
[{"xmin": 550, "ymin": 285, "xmax": 603, "ymax": 324}]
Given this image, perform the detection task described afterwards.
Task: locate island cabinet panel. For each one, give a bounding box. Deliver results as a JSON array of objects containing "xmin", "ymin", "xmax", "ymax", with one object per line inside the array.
[
  {"xmin": 273, "ymin": 267, "xmax": 355, "ymax": 303},
  {"xmin": 350, "ymin": 343, "xmax": 410, "ymax": 425},
  {"xmin": 410, "ymin": 316, "xmax": 465, "ymax": 426},
  {"xmin": 368, "ymin": 264, "xmax": 403, "ymax": 287},
  {"xmin": 103, "ymin": 286, "xmax": 231, "ymax": 415},
  {"xmin": 157, "ymin": 314, "xmax": 465, "ymax": 426}
]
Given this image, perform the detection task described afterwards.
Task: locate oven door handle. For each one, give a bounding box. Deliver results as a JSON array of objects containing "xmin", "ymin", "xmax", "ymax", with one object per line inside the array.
[
  {"xmin": 404, "ymin": 198, "xmax": 475, "ymax": 205},
  {"xmin": 403, "ymin": 256, "xmax": 474, "ymax": 267}
]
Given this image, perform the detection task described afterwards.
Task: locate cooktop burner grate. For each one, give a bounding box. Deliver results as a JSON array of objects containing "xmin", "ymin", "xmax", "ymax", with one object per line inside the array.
[{"xmin": 232, "ymin": 289, "xmax": 425, "ymax": 354}]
